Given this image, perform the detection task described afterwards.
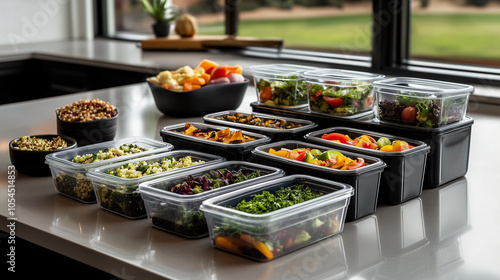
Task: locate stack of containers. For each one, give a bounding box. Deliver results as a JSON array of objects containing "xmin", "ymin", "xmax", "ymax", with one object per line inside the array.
[
  {"xmin": 305, "ymin": 127, "xmax": 430, "ymax": 205},
  {"xmin": 137, "ymin": 161, "xmax": 285, "ymax": 238},
  {"xmin": 249, "ymin": 64, "xmax": 320, "ymax": 109},
  {"xmin": 372, "ymin": 77, "xmax": 474, "ymax": 188},
  {"xmin": 45, "ymin": 137, "xmax": 173, "ymax": 203},
  {"xmin": 203, "ymin": 110, "xmax": 318, "ymax": 141},
  {"xmin": 86, "ymin": 150, "xmax": 225, "ymax": 219},
  {"xmin": 301, "ymin": 69, "xmax": 385, "ymax": 118},
  {"xmin": 200, "ymin": 175, "xmax": 354, "ymax": 261},
  {"xmin": 252, "ymin": 140, "xmax": 386, "ymax": 222}
]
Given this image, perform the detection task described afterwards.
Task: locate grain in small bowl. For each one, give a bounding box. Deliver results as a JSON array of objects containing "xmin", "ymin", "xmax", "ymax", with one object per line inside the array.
[
  {"xmin": 56, "ymin": 98, "xmax": 119, "ymax": 146},
  {"xmin": 9, "ymin": 134, "xmax": 77, "ymax": 176}
]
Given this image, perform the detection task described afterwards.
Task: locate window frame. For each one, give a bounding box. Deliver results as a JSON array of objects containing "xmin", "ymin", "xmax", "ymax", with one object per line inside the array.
[{"xmin": 94, "ymin": 0, "xmax": 500, "ymax": 87}]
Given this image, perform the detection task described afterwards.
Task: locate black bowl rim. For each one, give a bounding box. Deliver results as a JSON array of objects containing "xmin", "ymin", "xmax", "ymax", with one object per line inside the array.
[
  {"xmin": 55, "ymin": 108, "xmax": 119, "ymax": 124},
  {"xmin": 9, "ymin": 134, "xmax": 77, "ymax": 154},
  {"xmin": 146, "ymin": 78, "xmax": 249, "ymax": 94}
]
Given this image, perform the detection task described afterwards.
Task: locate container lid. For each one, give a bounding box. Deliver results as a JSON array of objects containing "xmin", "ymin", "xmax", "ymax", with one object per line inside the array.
[
  {"xmin": 252, "ymin": 140, "xmax": 387, "ymax": 175},
  {"xmin": 45, "ymin": 137, "xmax": 174, "ymax": 172},
  {"xmin": 137, "ymin": 161, "xmax": 285, "ymax": 203},
  {"xmin": 203, "ymin": 110, "xmax": 318, "ymax": 135},
  {"xmin": 304, "ymin": 126, "xmax": 430, "ymax": 157},
  {"xmin": 200, "ymin": 174, "xmax": 354, "ymax": 222},
  {"xmin": 302, "ymin": 69, "xmax": 385, "ymax": 86},
  {"xmin": 249, "ymin": 64, "xmax": 320, "ymax": 78},
  {"xmin": 372, "ymin": 77, "xmax": 474, "ymax": 98},
  {"xmin": 160, "ymin": 122, "xmax": 271, "ymax": 149},
  {"xmin": 86, "ymin": 150, "xmax": 226, "ymax": 189}
]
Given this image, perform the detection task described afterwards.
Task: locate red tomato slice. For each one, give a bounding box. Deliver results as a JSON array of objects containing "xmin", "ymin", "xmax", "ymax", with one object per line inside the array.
[
  {"xmin": 295, "ymin": 151, "xmax": 306, "ymax": 162},
  {"xmin": 323, "ymin": 96, "xmax": 344, "ymax": 108},
  {"xmin": 211, "ymin": 66, "xmax": 231, "ymax": 79},
  {"xmin": 259, "ymin": 86, "xmax": 272, "ymax": 102}
]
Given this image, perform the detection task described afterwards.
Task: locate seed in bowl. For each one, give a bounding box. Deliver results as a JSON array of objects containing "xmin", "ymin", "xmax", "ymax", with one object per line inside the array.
[
  {"xmin": 12, "ymin": 136, "xmax": 69, "ymax": 151},
  {"xmin": 57, "ymin": 98, "xmax": 117, "ymax": 122}
]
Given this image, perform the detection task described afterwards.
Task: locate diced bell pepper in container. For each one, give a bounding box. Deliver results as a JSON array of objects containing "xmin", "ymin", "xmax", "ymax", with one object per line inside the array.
[{"xmin": 321, "ymin": 133, "xmax": 354, "ymax": 145}]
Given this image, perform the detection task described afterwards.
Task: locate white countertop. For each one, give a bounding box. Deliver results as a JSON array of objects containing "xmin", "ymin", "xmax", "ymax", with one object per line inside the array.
[{"xmin": 1, "ymin": 39, "xmax": 500, "ymax": 280}]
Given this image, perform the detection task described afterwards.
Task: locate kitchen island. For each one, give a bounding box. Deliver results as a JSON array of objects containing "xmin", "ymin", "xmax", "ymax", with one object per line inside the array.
[{"xmin": 1, "ymin": 39, "xmax": 499, "ymax": 280}]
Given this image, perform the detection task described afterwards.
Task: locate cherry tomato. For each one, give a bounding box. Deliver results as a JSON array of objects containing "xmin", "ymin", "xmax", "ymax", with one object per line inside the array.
[
  {"xmin": 310, "ymin": 89, "xmax": 323, "ymax": 101},
  {"xmin": 295, "ymin": 151, "xmax": 307, "ymax": 162},
  {"xmin": 323, "ymin": 96, "xmax": 344, "ymax": 108},
  {"xmin": 401, "ymin": 107, "xmax": 417, "ymax": 123},
  {"xmin": 210, "ymin": 66, "xmax": 230, "ymax": 79},
  {"xmin": 259, "ymin": 86, "xmax": 272, "ymax": 102}
]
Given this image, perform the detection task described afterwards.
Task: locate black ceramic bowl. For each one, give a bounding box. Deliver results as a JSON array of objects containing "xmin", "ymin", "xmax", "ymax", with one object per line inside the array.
[
  {"xmin": 56, "ymin": 109, "xmax": 119, "ymax": 146},
  {"xmin": 147, "ymin": 79, "xmax": 249, "ymax": 117},
  {"xmin": 9, "ymin": 134, "xmax": 77, "ymax": 177}
]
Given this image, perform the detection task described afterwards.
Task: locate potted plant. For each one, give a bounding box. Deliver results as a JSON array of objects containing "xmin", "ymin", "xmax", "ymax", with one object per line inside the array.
[{"xmin": 140, "ymin": 0, "xmax": 180, "ymax": 37}]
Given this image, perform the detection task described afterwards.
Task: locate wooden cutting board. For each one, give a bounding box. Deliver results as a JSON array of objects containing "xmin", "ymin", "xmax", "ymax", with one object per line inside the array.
[{"xmin": 140, "ymin": 35, "xmax": 283, "ymax": 50}]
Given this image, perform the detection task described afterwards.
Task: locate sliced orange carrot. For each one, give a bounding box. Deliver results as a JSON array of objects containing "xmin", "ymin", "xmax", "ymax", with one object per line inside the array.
[
  {"xmin": 201, "ymin": 73, "xmax": 211, "ymax": 84},
  {"xmin": 162, "ymin": 84, "xmax": 169, "ymax": 90},
  {"xmin": 184, "ymin": 81, "xmax": 192, "ymax": 91},
  {"xmin": 187, "ymin": 77, "xmax": 206, "ymax": 86},
  {"xmin": 215, "ymin": 237, "xmax": 240, "ymax": 252},
  {"xmin": 191, "ymin": 84, "xmax": 201, "ymax": 90},
  {"xmin": 225, "ymin": 65, "xmax": 242, "ymax": 75},
  {"xmin": 197, "ymin": 59, "xmax": 219, "ymax": 75},
  {"xmin": 240, "ymin": 234, "xmax": 253, "ymax": 244},
  {"xmin": 252, "ymin": 241, "xmax": 274, "ymax": 259}
]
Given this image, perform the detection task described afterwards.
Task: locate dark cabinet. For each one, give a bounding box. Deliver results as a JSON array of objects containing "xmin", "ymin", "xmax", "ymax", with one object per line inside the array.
[{"xmin": 0, "ymin": 58, "xmax": 151, "ymax": 105}]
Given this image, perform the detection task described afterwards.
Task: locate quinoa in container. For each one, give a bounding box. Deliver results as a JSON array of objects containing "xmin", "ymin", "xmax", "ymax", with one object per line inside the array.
[{"xmin": 45, "ymin": 137, "xmax": 173, "ymax": 203}]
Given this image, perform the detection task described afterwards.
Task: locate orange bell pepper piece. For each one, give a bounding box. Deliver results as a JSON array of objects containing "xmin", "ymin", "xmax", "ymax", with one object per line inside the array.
[{"xmin": 197, "ymin": 59, "xmax": 219, "ymax": 75}]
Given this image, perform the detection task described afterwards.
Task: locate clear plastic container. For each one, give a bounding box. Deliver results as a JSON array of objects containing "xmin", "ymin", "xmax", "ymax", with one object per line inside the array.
[
  {"xmin": 305, "ymin": 127, "xmax": 430, "ymax": 205},
  {"xmin": 160, "ymin": 122, "xmax": 271, "ymax": 161},
  {"xmin": 86, "ymin": 150, "xmax": 225, "ymax": 219},
  {"xmin": 252, "ymin": 140, "xmax": 386, "ymax": 222},
  {"xmin": 200, "ymin": 175, "xmax": 354, "ymax": 261},
  {"xmin": 203, "ymin": 110, "xmax": 318, "ymax": 141},
  {"xmin": 302, "ymin": 68, "xmax": 384, "ymax": 117},
  {"xmin": 249, "ymin": 64, "xmax": 320, "ymax": 109},
  {"xmin": 45, "ymin": 137, "xmax": 173, "ymax": 203},
  {"xmin": 373, "ymin": 77, "xmax": 473, "ymax": 128},
  {"xmin": 137, "ymin": 161, "xmax": 285, "ymax": 238}
]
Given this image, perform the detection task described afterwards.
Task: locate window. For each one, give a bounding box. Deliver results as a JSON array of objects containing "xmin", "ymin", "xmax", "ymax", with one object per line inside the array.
[
  {"xmin": 97, "ymin": 0, "xmax": 500, "ymax": 87},
  {"xmin": 409, "ymin": 0, "xmax": 500, "ymax": 68}
]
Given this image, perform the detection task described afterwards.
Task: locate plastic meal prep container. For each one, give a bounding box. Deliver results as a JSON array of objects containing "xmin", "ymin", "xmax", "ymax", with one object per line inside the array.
[
  {"xmin": 249, "ymin": 64, "xmax": 320, "ymax": 109},
  {"xmin": 137, "ymin": 161, "xmax": 285, "ymax": 238},
  {"xmin": 160, "ymin": 122, "xmax": 271, "ymax": 161},
  {"xmin": 305, "ymin": 127, "xmax": 430, "ymax": 205},
  {"xmin": 373, "ymin": 77, "xmax": 473, "ymax": 128},
  {"xmin": 86, "ymin": 150, "xmax": 225, "ymax": 219},
  {"xmin": 203, "ymin": 110, "xmax": 318, "ymax": 142},
  {"xmin": 302, "ymin": 69, "xmax": 385, "ymax": 117},
  {"xmin": 200, "ymin": 174, "xmax": 354, "ymax": 261},
  {"xmin": 44, "ymin": 137, "xmax": 174, "ymax": 203},
  {"xmin": 252, "ymin": 140, "xmax": 386, "ymax": 222},
  {"xmin": 370, "ymin": 117, "xmax": 474, "ymax": 189}
]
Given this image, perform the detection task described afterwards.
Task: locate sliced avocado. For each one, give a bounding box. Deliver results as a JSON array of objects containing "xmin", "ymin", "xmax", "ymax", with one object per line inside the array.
[
  {"xmin": 317, "ymin": 150, "xmax": 343, "ymax": 161},
  {"xmin": 312, "ymin": 218, "xmax": 325, "ymax": 229},
  {"xmin": 310, "ymin": 149, "xmax": 322, "ymax": 157},
  {"xmin": 304, "ymin": 152, "xmax": 316, "ymax": 163},
  {"xmin": 294, "ymin": 230, "xmax": 312, "ymax": 245}
]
